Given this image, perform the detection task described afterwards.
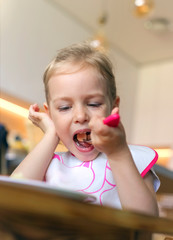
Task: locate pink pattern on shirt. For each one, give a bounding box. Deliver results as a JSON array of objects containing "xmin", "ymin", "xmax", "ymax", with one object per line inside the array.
[
  {"xmin": 53, "ymin": 154, "xmax": 95, "ymax": 191},
  {"xmin": 53, "ymin": 154, "xmax": 116, "ymax": 205}
]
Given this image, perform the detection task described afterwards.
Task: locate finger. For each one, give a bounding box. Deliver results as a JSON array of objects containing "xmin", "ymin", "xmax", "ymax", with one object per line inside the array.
[
  {"xmin": 29, "ymin": 107, "xmax": 41, "ymax": 121},
  {"xmin": 29, "ymin": 104, "xmax": 36, "ymax": 115},
  {"xmin": 32, "ymin": 103, "xmax": 40, "ymax": 112}
]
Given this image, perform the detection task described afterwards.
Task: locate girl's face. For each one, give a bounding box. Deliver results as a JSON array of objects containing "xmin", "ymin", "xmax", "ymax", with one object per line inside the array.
[{"xmin": 47, "ymin": 65, "xmax": 112, "ymax": 161}]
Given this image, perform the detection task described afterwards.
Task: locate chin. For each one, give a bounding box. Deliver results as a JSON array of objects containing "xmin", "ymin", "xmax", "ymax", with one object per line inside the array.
[{"xmin": 75, "ymin": 151, "xmax": 99, "ymax": 162}]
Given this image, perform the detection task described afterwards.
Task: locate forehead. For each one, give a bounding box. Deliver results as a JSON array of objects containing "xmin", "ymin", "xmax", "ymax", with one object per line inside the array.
[
  {"xmin": 49, "ymin": 63, "xmax": 106, "ymax": 86},
  {"xmin": 49, "ymin": 65, "xmax": 106, "ymax": 93},
  {"xmin": 51, "ymin": 62, "xmax": 98, "ymax": 77}
]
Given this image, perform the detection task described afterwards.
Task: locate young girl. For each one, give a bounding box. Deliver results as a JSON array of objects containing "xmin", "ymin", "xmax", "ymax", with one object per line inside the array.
[{"xmin": 12, "ymin": 42, "xmax": 160, "ymax": 216}]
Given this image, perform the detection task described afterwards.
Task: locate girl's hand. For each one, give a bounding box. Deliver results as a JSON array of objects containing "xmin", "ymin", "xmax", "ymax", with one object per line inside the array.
[
  {"xmin": 28, "ymin": 104, "xmax": 56, "ymax": 134},
  {"xmin": 89, "ymin": 107, "xmax": 127, "ymax": 158}
]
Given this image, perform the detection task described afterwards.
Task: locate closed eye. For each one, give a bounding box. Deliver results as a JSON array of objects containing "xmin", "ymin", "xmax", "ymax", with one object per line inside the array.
[
  {"xmin": 58, "ymin": 106, "xmax": 71, "ymax": 111},
  {"xmin": 88, "ymin": 103, "xmax": 102, "ymax": 107}
]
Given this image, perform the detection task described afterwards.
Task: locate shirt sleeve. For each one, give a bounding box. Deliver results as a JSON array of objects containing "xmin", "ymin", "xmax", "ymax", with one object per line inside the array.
[{"xmin": 129, "ymin": 145, "xmax": 160, "ymax": 192}]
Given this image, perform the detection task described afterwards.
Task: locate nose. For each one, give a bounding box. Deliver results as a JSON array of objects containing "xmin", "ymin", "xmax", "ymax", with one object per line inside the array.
[{"xmin": 73, "ymin": 106, "xmax": 89, "ymax": 124}]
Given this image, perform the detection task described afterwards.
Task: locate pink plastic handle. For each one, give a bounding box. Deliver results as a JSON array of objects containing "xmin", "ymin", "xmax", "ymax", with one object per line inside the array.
[{"xmin": 103, "ymin": 114, "xmax": 120, "ymax": 127}]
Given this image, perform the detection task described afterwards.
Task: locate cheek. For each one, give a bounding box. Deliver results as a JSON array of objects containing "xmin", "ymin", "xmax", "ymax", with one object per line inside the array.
[
  {"xmin": 52, "ymin": 115, "xmax": 63, "ymax": 128},
  {"xmin": 51, "ymin": 115, "xmax": 69, "ymax": 135},
  {"xmin": 53, "ymin": 120, "xmax": 67, "ymax": 141},
  {"xmin": 49, "ymin": 112, "xmax": 62, "ymax": 129}
]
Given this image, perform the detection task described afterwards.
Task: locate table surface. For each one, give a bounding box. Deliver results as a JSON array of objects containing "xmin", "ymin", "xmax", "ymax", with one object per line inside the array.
[{"xmin": 0, "ymin": 177, "xmax": 173, "ymax": 240}]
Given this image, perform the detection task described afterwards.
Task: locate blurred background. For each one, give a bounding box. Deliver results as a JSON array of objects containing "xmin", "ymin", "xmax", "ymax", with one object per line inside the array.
[{"xmin": 0, "ymin": 0, "xmax": 173, "ymax": 224}]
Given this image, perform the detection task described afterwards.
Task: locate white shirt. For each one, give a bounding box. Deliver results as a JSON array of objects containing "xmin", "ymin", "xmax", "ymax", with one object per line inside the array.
[{"xmin": 45, "ymin": 145, "xmax": 160, "ymax": 208}]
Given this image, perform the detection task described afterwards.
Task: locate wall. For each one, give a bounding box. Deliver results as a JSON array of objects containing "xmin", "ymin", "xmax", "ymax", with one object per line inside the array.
[
  {"xmin": 110, "ymin": 50, "xmax": 139, "ymax": 142},
  {"xmin": 0, "ymin": 0, "xmax": 139, "ymax": 142},
  {"xmin": 0, "ymin": 0, "xmax": 90, "ymax": 104},
  {"xmin": 132, "ymin": 60, "xmax": 173, "ymax": 149}
]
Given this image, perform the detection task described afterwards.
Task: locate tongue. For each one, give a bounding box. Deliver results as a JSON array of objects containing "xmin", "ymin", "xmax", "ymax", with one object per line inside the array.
[{"xmin": 78, "ymin": 141, "xmax": 92, "ymax": 148}]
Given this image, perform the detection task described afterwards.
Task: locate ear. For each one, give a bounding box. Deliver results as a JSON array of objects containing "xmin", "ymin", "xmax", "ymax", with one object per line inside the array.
[
  {"xmin": 113, "ymin": 96, "xmax": 120, "ymax": 108},
  {"xmin": 43, "ymin": 102, "xmax": 50, "ymax": 115}
]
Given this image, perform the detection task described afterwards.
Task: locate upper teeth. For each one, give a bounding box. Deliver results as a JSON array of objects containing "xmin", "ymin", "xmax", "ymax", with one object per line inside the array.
[{"xmin": 77, "ymin": 132, "xmax": 91, "ymax": 142}]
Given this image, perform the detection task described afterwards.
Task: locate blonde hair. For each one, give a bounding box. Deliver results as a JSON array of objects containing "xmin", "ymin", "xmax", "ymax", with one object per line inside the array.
[{"xmin": 43, "ymin": 42, "xmax": 116, "ymax": 104}]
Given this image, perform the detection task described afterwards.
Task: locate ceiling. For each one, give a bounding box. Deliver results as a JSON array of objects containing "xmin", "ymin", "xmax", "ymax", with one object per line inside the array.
[{"xmin": 53, "ymin": 0, "xmax": 173, "ymax": 65}]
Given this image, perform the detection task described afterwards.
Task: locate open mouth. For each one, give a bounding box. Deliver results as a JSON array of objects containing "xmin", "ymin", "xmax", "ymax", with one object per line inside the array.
[{"xmin": 73, "ymin": 131, "xmax": 92, "ymax": 148}]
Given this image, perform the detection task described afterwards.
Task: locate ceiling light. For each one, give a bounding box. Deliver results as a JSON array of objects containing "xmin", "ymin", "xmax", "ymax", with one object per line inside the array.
[
  {"xmin": 134, "ymin": 0, "xmax": 154, "ymax": 17},
  {"xmin": 0, "ymin": 98, "xmax": 28, "ymax": 118},
  {"xmin": 135, "ymin": 0, "xmax": 146, "ymax": 7},
  {"xmin": 90, "ymin": 12, "xmax": 108, "ymax": 52},
  {"xmin": 90, "ymin": 0, "xmax": 108, "ymax": 52},
  {"xmin": 154, "ymin": 148, "xmax": 173, "ymax": 159},
  {"xmin": 144, "ymin": 18, "xmax": 171, "ymax": 33}
]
